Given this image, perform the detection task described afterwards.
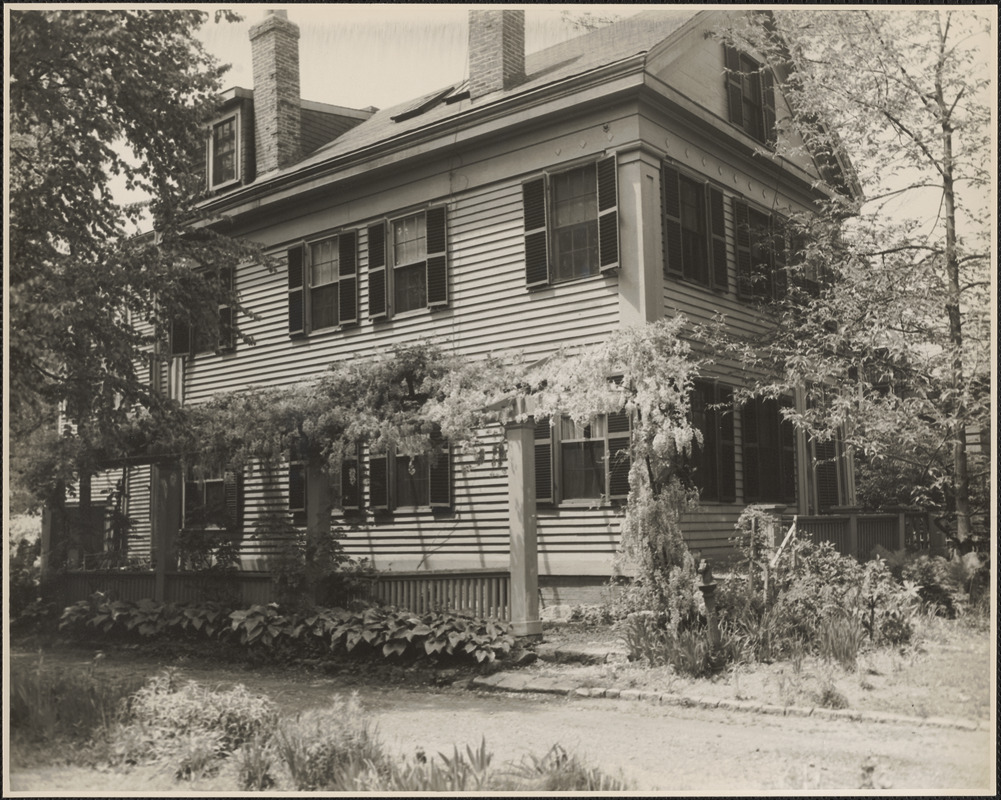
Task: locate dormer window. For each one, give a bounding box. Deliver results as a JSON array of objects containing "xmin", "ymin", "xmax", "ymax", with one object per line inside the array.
[
  {"xmin": 208, "ymin": 112, "xmax": 241, "ymax": 189},
  {"xmin": 724, "ymin": 46, "xmax": 776, "ymax": 147}
]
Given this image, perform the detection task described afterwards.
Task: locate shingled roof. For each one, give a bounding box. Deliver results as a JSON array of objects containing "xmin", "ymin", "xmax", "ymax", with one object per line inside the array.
[{"xmin": 296, "ymin": 10, "xmax": 701, "ymax": 168}]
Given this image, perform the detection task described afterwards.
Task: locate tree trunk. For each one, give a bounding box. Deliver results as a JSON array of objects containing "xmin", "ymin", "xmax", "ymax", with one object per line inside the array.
[{"xmin": 936, "ymin": 17, "xmax": 972, "ymax": 544}]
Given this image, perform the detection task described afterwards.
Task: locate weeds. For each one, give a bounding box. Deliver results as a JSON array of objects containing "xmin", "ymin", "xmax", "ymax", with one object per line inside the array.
[
  {"xmin": 9, "ymin": 652, "xmax": 146, "ymax": 748},
  {"xmin": 818, "ymin": 611, "xmax": 864, "ymax": 671}
]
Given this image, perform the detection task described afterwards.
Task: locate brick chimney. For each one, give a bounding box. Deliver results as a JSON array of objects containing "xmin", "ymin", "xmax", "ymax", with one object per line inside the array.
[
  {"xmin": 249, "ymin": 9, "xmax": 301, "ymax": 173},
  {"xmin": 468, "ymin": 10, "xmax": 525, "ymax": 100}
]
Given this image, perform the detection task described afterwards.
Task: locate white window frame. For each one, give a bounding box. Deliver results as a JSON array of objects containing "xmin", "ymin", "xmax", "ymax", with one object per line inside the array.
[{"xmin": 207, "ymin": 109, "xmax": 242, "ymax": 190}]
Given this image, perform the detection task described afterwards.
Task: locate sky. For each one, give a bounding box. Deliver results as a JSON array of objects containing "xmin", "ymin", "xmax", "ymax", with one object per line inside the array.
[{"xmin": 196, "ymin": 5, "xmax": 649, "ymax": 111}]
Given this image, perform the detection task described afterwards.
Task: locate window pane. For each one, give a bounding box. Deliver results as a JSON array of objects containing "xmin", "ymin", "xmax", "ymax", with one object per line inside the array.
[
  {"xmin": 212, "ymin": 119, "xmax": 236, "ymax": 185},
  {"xmin": 393, "ymin": 261, "xmax": 426, "ymax": 313},
  {"xmin": 561, "ymin": 441, "xmax": 605, "ymax": 499},
  {"xmin": 393, "ymin": 213, "xmax": 426, "ymax": 266},
  {"xmin": 311, "ymin": 283, "xmax": 338, "ymax": 330},
  {"xmin": 310, "ymin": 238, "xmax": 339, "ymax": 287},
  {"xmin": 395, "ymin": 455, "xmax": 429, "ymax": 507}
]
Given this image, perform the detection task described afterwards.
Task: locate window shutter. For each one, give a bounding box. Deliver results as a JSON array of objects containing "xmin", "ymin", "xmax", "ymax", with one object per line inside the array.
[
  {"xmin": 762, "ymin": 68, "xmax": 777, "ymax": 146},
  {"xmin": 717, "ymin": 385, "xmax": 736, "ymax": 502},
  {"xmin": 772, "ymin": 217, "xmax": 788, "ymax": 299},
  {"xmin": 223, "ymin": 469, "xmax": 243, "ymax": 531},
  {"xmin": 662, "ymin": 164, "xmax": 683, "ymax": 277},
  {"xmin": 338, "ymin": 230, "xmax": 358, "ymax": 325},
  {"xmin": 596, "ymin": 154, "xmax": 619, "ymax": 273},
  {"xmin": 606, "ymin": 410, "xmax": 631, "ymax": 500},
  {"xmin": 708, "ymin": 187, "xmax": 729, "ymax": 290},
  {"xmin": 724, "ymin": 45, "xmax": 744, "ymax": 127},
  {"xmin": 341, "ymin": 445, "xmax": 361, "ymax": 511},
  {"xmin": 734, "ymin": 200, "xmax": 753, "ymax": 300},
  {"xmin": 813, "ymin": 438, "xmax": 839, "ymax": 512},
  {"xmin": 780, "ymin": 396, "xmax": 797, "ymax": 504},
  {"xmin": 742, "ymin": 398, "xmax": 760, "ymax": 501},
  {"xmin": 523, "ymin": 177, "xmax": 549, "ymax": 288},
  {"xmin": 218, "ymin": 266, "xmax": 237, "ymax": 351},
  {"xmin": 367, "ymin": 222, "xmax": 388, "ymax": 319},
  {"xmin": 287, "ymin": 245, "xmax": 306, "ymax": 336},
  {"xmin": 288, "ymin": 462, "xmax": 306, "ymax": 526},
  {"xmin": 170, "ymin": 318, "xmax": 192, "ymax": 357},
  {"xmin": 428, "ymin": 442, "xmax": 452, "ymax": 508},
  {"xmin": 533, "ymin": 417, "xmax": 553, "ymax": 504},
  {"xmin": 368, "ymin": 452, "xmax": 390, "ymax": 511},
  {"xmin": 425, "ymin": 205, "xmax": 448, "ymax": 308}
]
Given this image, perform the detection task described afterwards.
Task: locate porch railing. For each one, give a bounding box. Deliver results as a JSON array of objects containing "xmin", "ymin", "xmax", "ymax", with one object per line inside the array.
[
  {"xmin": 57, "ymin": 568, "xmax": 512, "ymax": 620},
  {"xmin": 787, "ymin": 510, "xmax": 940, "ymax": 561}
]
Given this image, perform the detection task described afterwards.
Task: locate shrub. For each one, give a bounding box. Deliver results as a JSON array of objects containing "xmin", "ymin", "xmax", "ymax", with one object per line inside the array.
[
  {"xmin": 274, "ymin": 695, "xmax": 387, "ymax": 790},
  {"xmin": 113, "ymin": 670, "xmax": 278, "ymax": 765},
  {"xmin": 619, "ymin": 611, "xmax": 738, "ymax": 677},
  {"xmin": 237, "ymin": 734, "xmax": 277, "ymax": 790},
  {"xmin": 9, "ymin": 532, "xmax": 41, "ymax": 620}
]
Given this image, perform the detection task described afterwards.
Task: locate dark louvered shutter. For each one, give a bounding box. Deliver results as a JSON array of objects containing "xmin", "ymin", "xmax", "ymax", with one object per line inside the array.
[
  {"xmin": 734, "ymin": 200, "xmax": 753, "ymax": 300},
  {"xmin": 724, "ymin": 45, "xmax": 744, "ymax": 127},
  {"xmin": 218, "ymin": 267, "xmax": 237, "ymax": 351},
  {"xmin": 288, "ymin": 462, "xmax": 306, "ymax": 526},
  {"xmin": 429, "ymin": 443, "xmax": 452, "ymax": 508},
  {"xmin": 772, "ymin": 217, "xmax": 788, "ymax": 299},
  {"xmin": 223, "ymin": 470, "xmax": 243, "ymax": 532},
  {"xmin": 170, "ymin": 318, "xmax": 192, "ymax": 356},
  {"xmin": 368, "ymin": 453, "xmax": 390, "ymax": 511},
  {"xmin": 780, "ymin": 396, "xmax": 797, "ymax": 504},
  {"xmin": 814, "ymin": 438, "xmax": 839, "ymax": 512},
  {"xmin": 367, "ymin": 223, "xmax": 388, "ymax": 319},
  {"xmin": 662, "ymin": 164, "xmax": 683, "ymax": 277},
  {"xmin": 523, "ymin": 178, "xmax": 549, "ymax": 288},
  {"xmin": 718, "ymin": 385, "xmax": 736, "ymax": 502},
  {"xmin": 762, "ymin": 68, "xmax": 777, "ymax": 147},
  {"xmin": 425, "ymin": 206, "xmax": 448, "ymax": 308},
  {"xmin": 341, "ymin": 446, "xmax": 361, "ymax": 512},
  {"xmin": 708, "ymin": 187, "xmax": 729, "ymax": 290},
  {"xmin": 338, "ymin": 230, "xmax": 358, "ymax": 325},
  {"xmin": 606, "ymin": 410, "xmax": 631, "ymax": 500},
  {"xmin": 596, "ymin": 154, "xmax": 619, "ymax": 273},
  {"xmin": 287, "ymin": 245, "xmax": 306, "ymax": 336},
  {"xmin": 742, "ymin": 399, "xmax": 760, "ymax": 501},
  {"xmin": 533, "ymin": 417, "xmax": 553, "ymax": 504}
]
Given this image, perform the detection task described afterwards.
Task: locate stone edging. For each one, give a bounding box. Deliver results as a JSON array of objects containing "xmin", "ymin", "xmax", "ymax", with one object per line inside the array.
[{"xmin": 469, "ymin": 673, "xmax": 984, "ymax": 732}]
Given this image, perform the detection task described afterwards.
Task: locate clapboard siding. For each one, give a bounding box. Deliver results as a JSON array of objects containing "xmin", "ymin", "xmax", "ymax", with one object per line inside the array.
[{"xmin": 125, "ymin": 465, "xmax": 152, "ymax": 560}]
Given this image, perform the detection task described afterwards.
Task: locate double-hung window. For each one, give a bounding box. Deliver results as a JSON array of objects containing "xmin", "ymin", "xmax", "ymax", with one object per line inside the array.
[
  {"xmin": 368, "ymin": 443, "xmax": 452, "ymax": 513},
  {"xmin": 689, "ymin": 380, "xmax": 736, "ymax": 503},
  {"xmin": 367, "ymin": 207, "xmax": 448, "ymax": 319},
  {"xmin": 184, "ymin": 468, "xmax": 243, "ymax": 531},
  {"xmin": 208, "ymin": 113, "xmax": 241, "ymax": 189},
  {"xmin": 742, "ymin": 395, "xmax": 796, "ymax": 504},
  {"xmin": 662, "ymin": 164, "xmax": 728, "ymax": 290},
  {"xmin": 734, "ymin": 201, "xmax": 788, "ymax": 302},
  {"xmin": 534, "ymin": 411, "xmax": 630, "ymax": 504},
  {"xmin": 724, "ymin": 46, "xmax": 776, "ymax": 146},
  {"xmin": 522, "ymin": 154, "xmax": 619, "ymax": 289},
  {"xmin": 287, "ymin": 231, "xmax": 358, "ymax": 336},
  {"xmin": 170, "ymin": 266, "xmax": 237, "ymax": 357}
]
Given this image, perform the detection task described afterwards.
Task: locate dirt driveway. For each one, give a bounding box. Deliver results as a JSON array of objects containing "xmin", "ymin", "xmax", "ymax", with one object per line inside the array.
[{"xmin": 7, "ymin": 647, "xmax": 993, "ymax": 794}]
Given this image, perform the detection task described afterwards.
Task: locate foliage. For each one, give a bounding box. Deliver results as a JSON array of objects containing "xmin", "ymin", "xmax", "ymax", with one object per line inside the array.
[
  {"xmin": 273, "ymin": 697, "xmax": 389, "ymax": 791},
  {"xmin": 712, "ymin": 10, "xmax": 992, "ymax": 546},
  {"xmin": 620, "ymin": 611, "xmax": 738, "ymax": 677},
  {"xmin": 9, "ymin": 532, "xmax": 42, "ymax": 619},
  {"xmin": 57, "ymin": 596, "xmax": 514, "ymax": 666},
  {"xmin": 112, "ymin": 669, "xmax": 277, "ymax": 766},
  {"xmin": 506, "ymin": 743, "xmax": 629, "ymax": 792},
  {"xmin": 9, "ymin": 652, "xmax": 147, "ymax": 746},
  {"xmin": 529, "ymin": 317, "xmax": 704, "ymax": 625},
  {"xmin": 9, "ymin": 9, "xmax": 266, "ymax": 507},
  {"xmin": 900, "ymin": 551, "xmax": 987, "ymax": 617}
]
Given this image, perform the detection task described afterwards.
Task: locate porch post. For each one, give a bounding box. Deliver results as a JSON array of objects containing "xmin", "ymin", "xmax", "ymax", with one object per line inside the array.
[
  {"xmin": 151, "ymin": 462, "xmax": 182, "ymax": 602},
  {"xmin": 505, "ymin": 418, "xmax": 542, "ymax": 639}
]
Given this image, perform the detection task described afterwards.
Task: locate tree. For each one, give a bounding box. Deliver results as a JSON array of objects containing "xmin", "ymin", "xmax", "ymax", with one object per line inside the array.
[
  {"xmin": 712, "ymin": 9, "xmax": 992, "ymax": 547},
  {"xmin": 9, "ymin": 10, "xmax": 264, "ymax": 507}
]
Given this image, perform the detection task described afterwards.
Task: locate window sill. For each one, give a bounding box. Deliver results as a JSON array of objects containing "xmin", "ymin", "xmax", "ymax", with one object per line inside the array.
[
  {"xmin": 528, "ymin": 271, "xmax": 611, "ymax": 292},
  {"xmin": 665, "ymin": 272, "xmax": 728, "ymax": 294}
]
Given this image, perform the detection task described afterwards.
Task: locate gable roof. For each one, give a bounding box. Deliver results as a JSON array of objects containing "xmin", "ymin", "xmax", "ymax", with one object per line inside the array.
[{"xmin": 296, "ymin": 10, "xmax": 701, "ymax": 167}]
